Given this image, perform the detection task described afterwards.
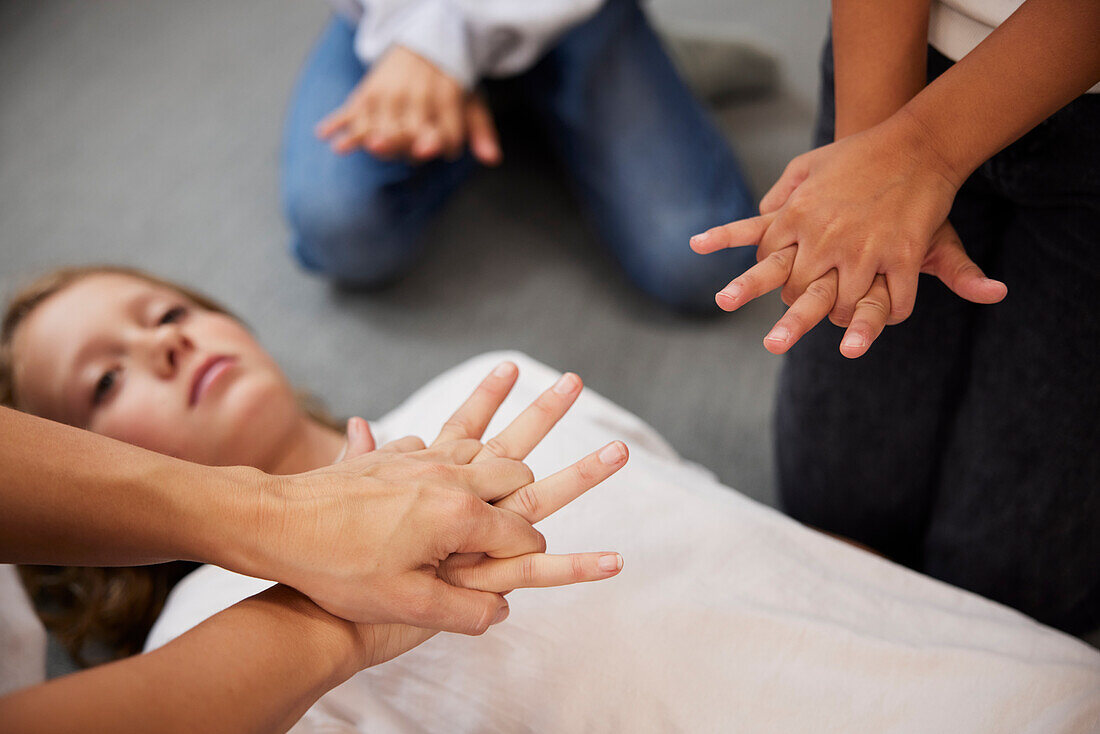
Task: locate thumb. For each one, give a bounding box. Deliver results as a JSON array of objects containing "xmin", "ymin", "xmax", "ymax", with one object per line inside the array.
[
  {"xmin": 759, "ymin": 153, "xmax": 812, "ymax": 214},
  {"xmin": 921, "ymin": 223, "xmax": 1007, "ymax": 305},
  {"xmin": 465, "ymin": 96, "xmax": 501, "ymax": 166},
  {"xmin": 410, "ymin": 576, "xmax": 509, "ymax": 635},
  {"xmin": 342, "ymin": 417, "xmax": 376, "ymax": 461}
]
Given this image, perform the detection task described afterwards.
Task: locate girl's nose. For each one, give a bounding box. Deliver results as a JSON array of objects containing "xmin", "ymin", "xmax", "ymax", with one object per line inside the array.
[{"xmin": 149, "ymin": 326, "xmax": 192, "ymax": 378}]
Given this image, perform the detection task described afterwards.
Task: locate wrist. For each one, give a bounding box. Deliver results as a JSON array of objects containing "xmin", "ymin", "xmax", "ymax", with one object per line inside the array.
[
  {"xmin": 891, "ymin": 101, "xmax": 975, "ymax": 190},
  {"xmin": 255, "ymin": 585, "xmax": 366, "ymax": 684},
  {"xmin": 885, "ymin": 105, "xmax": 969, "ymax": 191},
  {"xmin": 179, "ymin": 463, "xmax": 276, "ymax": 575}
]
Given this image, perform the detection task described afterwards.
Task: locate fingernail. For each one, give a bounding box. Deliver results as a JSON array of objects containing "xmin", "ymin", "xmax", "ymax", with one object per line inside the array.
[
  {"xmin": 553, "ymin": 373, "xmax": 579, "ymax": 395},
  {"xmin": 765, "ymin": 326, "xmax": 790, "ymax": 344},
  {"xmin": 598, "ymin": 553, "xmax": 623, "ymax": 572},
  {"xmin": 492, "ymin": 362, "xmax": 515, "ymax": 378},
  {"xmin": 690, "ymin": 232, "xmax": 710, "ymax": 248},
  {"xmin": 598, "ymin": 441, "xmax": 626, "ymax": 465},
  {"xmin": 492, "ymin": 605, "xmax": 510, "ymax": 625},
  {"xmin": 842, "ymin": 333, "xmax": 866, "ymax": 350}
]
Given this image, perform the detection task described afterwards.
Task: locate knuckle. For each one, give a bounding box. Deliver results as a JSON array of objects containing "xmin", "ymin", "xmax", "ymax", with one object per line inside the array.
[
  {"xmin": 805, "ymin": 280, "xmax": 834, "ymax": 303},
  {"xmin": 570, "ymin": 554, "xmax": 587, "ymax": 581},
  {"xmin": 519, "ymin": 555, "xmax": 540, "ymax": 586},
  {"xmin": 571, "ymin": 457, "xmax": 598, "ymax": 485},
  {"xmin": 513, "ymin": 485, "xmax": 541, "ymax": 519},
  {"xmin": 856, "ymin": 294, "xmax": 890, "ymax": 319},
  {"xmin": 771, "ymin": 247, "xmax": 794, "ymax": 267},
  {"xmin": 483, "ymin": 436, "xmax": 511, "ymax": 458},
  {"xmin": 442, "ymin": 416, "xmax": 474, "ymax": 438},
  {"xmin": 453, "ymin": 490, "xmax": 482, "ymax": 515},
  {"xmin": 783, "ymin": 312, "xmax": 808, "ymax": 334},
  {"xmin": 531, "ymin": 394, "xmax": 560, "ymax": 418}
]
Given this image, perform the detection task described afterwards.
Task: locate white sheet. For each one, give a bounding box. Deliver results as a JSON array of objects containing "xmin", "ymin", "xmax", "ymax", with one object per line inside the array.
[{"xmin": 146, "ymin": 351, "xmax": 1100, "ymax": 733}]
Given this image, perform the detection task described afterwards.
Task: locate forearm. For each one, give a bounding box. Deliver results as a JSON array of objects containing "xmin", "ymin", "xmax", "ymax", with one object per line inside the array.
[
  {"xmin": 0, "ymin": 586, "xmax": 362, "ymax": 734},
  {"xmin": 0, "ymin": 406, "xmax": 262, "ymax": 569},
  {"xmin": 832, "ymin": 0, "xmax": 930, "ymax": 138},
  {"xmin": 898, "ymin": 0, "xmax": 1100, "ymax": 185}
]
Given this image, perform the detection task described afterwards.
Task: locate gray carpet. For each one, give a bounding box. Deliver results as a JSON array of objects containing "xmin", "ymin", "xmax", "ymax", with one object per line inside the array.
[{"xmin": 0, "ymin": 0, "xmax": 826, "ymax": 507}]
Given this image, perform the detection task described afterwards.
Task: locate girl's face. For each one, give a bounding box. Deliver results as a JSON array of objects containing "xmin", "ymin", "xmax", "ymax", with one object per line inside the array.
[{"xmin": 11, "ymin": 273, "xmax": 303, "ymax": 468}]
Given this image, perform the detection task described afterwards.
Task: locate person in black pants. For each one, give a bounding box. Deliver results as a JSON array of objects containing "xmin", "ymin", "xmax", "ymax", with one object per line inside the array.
[
  {"xmin": 691, "ymin": 2, "xmax": 1099, "ymax": 637},
  {"xmin": 775, "ymin": 37, "xmax": 1099, "ymax": 637}
]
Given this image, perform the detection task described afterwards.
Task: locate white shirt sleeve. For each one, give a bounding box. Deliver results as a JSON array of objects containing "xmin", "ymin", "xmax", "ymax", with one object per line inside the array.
[{"xmin": 345, "ymin": 0, "xmax": 606, "ymax": 89}]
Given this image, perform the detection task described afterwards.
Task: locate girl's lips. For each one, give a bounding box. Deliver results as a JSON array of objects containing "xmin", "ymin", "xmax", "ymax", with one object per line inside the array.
[{"xmin": 189, "ymin": 356, "xmax": 237, "ymax": 407}]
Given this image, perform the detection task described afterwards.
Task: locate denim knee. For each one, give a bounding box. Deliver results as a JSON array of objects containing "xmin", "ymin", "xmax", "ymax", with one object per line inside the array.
[
  {"xmin": 284, "ymin": 186, "xmax": 424, "ymax": 289},
  {"xmin": 622, "ymin": 240, "xmax": 755, "ymax": 313}
]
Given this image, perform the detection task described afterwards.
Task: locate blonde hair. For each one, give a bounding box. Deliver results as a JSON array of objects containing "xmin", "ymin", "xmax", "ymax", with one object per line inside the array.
[{"xmin": 2, "ymin": 265, "xmax": 339, "ymax": 666}]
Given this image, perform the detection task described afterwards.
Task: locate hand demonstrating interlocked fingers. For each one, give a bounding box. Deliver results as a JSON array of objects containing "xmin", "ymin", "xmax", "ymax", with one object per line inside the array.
[
  {"xmin": 327, "ymin": 361, "xmax": 625, "ymax": 632},
  {"xmin": 315, "ymin": 45, "xmax": 501, "ymax": 166},
  {"xmin": 691, "ymin": 120, "xmax": 1007, "ymax": 358}
]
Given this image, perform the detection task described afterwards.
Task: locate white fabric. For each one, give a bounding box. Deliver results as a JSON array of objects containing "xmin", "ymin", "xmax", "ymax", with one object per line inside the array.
[
  {"xmin": 146, "ymin": 351, "xmax": 1100, "ymax": 733},
  {"xmin": 929, "ymin": 0, "xmax": 1100, "ymax": 93},
  {"xmin": 329, "ymin": 0, "xmax": 604, "ymax": 88},
  {"xmin": 0, "ymin": 564, "xmax": 47, "ymax": 696}
]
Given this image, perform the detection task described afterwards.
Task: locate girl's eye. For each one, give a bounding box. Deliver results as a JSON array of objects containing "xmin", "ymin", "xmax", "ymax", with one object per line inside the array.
[
  {"xmin": 92, "ymin": 369, "xmax": 119, "ymax": 406},
  {"xmin": 159, "ymin": 306, "xmax": 187, "ymax": 325}
]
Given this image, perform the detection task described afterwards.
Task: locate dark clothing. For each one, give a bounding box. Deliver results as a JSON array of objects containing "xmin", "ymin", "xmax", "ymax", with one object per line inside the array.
[{"xmin": 777, "ymin": 38, "xmax": 1100, "ymax": 635}]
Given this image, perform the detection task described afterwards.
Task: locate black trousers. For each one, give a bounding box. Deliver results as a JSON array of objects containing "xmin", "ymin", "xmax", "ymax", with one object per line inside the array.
[{"xmin": 776, "ymin": 38, "xmax": 1100, "ymax": 635}]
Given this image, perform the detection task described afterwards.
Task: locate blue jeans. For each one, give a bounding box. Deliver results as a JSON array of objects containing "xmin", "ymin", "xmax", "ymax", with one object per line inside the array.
[{"xmin": 280, "ymin": 0, "xmax": 756, "ymax": 312}]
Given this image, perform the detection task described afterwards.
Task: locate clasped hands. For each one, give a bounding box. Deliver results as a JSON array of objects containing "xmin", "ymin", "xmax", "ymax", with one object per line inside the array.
[
  {"xmin": 316, "ymin": 45, "xmax": 501, "ymax": 166},
  {"xmin": 239, "ymin": 361, "xmax": 625, "ymax": 667},
  {"xmin": 691, "ymin": 112, "xmax": 1008, "ymax": 357}
]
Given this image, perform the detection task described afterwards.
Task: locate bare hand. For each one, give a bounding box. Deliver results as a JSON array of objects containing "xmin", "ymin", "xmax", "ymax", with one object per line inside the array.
[
  {"xmin": 691, "ymin": 114, "xmax": 1006, "ymax": 356},
  {"xmin": 315, "ymin": 45, "xmax": 501, "ymax": 165},
  {"xmin": 341, "ymin": 362, "xmax": 627, "ymax": 598}
]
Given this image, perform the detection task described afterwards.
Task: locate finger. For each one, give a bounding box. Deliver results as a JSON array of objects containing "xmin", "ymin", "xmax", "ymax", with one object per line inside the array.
[
  {"xmin": 377, "ymin": 435, "xmax": 427, "ymax": 454},
  {"xmin": 839, "ymin": 274, "xmax": 891, "ymax": 359},
  {"xmin": 922, "ymin": 228, "xmax": 1008, "ymax": 305},
  {"xmin": 689, "ymin": 213, "xmax": 774, "ymax": 254},
  {"xmin": 714, "ymin": 245, "xmax": 796, "ymax": 312},
  {"xmin": 433, "ymin": 361, "xmax": 519, "ymax": 446},
  {"xmin": 330, "ymin": 113, "xmax": 373, "ymax": 155},
  {"xmin": 495, "ymin": 441, "xmax": 627, "ymax": 523},
  {"xmin": 404, "ymin": 575, "xmax": 509, "ymax": 635},
  {"xmin": 316, "ymin": 106, "xmax": 355, "ymax": 140},
  {"xmin": 763, "ymin": 269, "xmax": 838, "ymax": 355},
  {"xmin": 475, "ymin": 372, "xmax": 582, "ymax": 462},
  {"xmin": 459, "ymin": 458, "xmax": 535, "ymax": 502},
  {"xmin": 342, "ymin": 417, "xmax": 376, "ymax": 461},
  {"xmin": 465, "ymin": 96, "xmax": 501, "ymax": 165},
  {"xmin": 411, "ymin": 125, "xmax": 443, "ymax": 161},
  {"xmin": 755, "ymin": 214, "xmax": 798, "ymax": 261},
  {"xmin": 366, "ymin": 105, "xmax": 407, "ymax": 158},
  {"xmin": 435, "ymin": 94, "xmax": 464, "ymax": 160},
  {"xmin": 440, "ymin": 551, "xmax": 623, "ymax": 593},
  {"xmin": 457, "ymin": 501, "xmax": 546, "ymax": 558},
  {"xmin": 885, "ymin": 269, "xmax": 921, "ymax": 324},
  {"xmin": 831, "ymin": 262, "xmax": 880, "ymax": 327},
  {"xmin": 759, "ymin": 155, "xmax": 811, "ymax": 214},
  {"xmin": 398, "ymin": 93, "xmax": 436, "ymax": 161}
]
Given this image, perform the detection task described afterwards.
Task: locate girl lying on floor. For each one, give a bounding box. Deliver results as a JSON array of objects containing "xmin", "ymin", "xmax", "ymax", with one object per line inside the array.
[{"xmin": 3, "ymin": 266, "xmax": 1098, "ymax": 733}]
